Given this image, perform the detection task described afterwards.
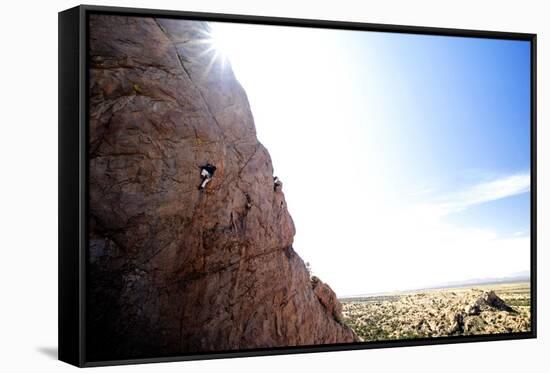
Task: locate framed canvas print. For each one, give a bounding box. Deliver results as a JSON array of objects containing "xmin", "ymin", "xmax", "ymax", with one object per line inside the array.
[{"xmin": 58, "ymin": 5, "xmax": 537, "ymax": 367}]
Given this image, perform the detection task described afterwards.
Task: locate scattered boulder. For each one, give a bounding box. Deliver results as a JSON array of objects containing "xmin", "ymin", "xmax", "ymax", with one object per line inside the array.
[
  {"xmin": 465, "ymin": 303, "xmax": 481, "ymax": 316},
  {"xmin": 483, "ymin": 291, "xmax": 518, "ymax": 313},
  {"xmin": 448, "ymin": 312, "xmax": 465, "ymax": 334}
]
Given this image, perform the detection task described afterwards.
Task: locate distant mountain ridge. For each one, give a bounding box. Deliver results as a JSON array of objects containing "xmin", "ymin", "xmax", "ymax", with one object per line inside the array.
[
  {"xmin": 341, "ymin": 273, "xmax": 530, "ymax": 299},
  {"xmin": 426, "ymin": 274, "xmax": 530, "ymax": 290}
]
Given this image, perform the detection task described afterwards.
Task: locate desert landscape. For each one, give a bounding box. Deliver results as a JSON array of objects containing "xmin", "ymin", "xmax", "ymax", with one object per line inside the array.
[
  {"xmin": 86, "ymin": 13, "xmax": 531, "ymax": 361},
  {"xmin": 341, "ymin": 282, "xmax": 530, "ymax": 341}
]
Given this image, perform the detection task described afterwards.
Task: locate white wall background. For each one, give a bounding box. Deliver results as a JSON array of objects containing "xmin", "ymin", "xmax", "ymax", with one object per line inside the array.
[{"xmin": 0, "ymin": 0, "xmax": 546, "ymax": 371}]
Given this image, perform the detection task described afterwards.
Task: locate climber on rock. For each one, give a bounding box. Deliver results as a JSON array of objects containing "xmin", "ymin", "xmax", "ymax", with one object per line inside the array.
[
  {"xmin": 273, "ymin": 176, "xmax": 282, "ymax": 191},
  {"xmin": 198, "ymin": 163, "xmax": 217, "ymax": 190}
]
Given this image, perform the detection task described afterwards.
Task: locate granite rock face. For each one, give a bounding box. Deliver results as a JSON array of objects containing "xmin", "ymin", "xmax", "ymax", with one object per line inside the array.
[
  {"xmin": 311, "ymin": 276, "xmax": 345, "ymax": 323},
  {"xmin": 87, "ymin": 15, "xmax": 358, "ymax": 360}
]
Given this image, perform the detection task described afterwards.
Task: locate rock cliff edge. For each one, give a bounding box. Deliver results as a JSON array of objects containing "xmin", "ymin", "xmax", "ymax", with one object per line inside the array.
[{"xmin": 88, "ymin": 15, "xmax": 358, "ymax": 360}]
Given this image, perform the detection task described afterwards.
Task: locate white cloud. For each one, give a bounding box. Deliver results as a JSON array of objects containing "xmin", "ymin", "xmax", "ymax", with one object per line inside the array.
[
  {"xmin": 292, "ymin": 172, "xmax": 531, "ymax": 296},
  {"xmin": 434, "ymin": 172, "xmax": 530, "ymax": 216}
]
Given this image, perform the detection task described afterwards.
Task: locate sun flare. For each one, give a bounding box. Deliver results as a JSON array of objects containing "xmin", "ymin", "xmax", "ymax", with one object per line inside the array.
[{"xmin": 191, "ymin": 23, "xmax": 241, "ymax": 75}]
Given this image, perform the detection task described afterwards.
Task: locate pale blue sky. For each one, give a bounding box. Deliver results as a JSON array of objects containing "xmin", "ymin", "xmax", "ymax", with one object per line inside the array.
[
  {"xmin": 207, "ymin": 22, "xmax": 531, "ymax": 295},
  {"xmin": 346, "ymin": 32, "xmax": 531, "ymax": 237}
]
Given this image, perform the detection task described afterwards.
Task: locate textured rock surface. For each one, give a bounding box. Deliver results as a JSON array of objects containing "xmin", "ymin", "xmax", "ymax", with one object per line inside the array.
[
  {"xmin": 311, "ymin": 276, "xmax": 344, "ymax": 323},
  {"xmin": 87, "ymin": 15, "xmax": 358, "ymax": 360}
]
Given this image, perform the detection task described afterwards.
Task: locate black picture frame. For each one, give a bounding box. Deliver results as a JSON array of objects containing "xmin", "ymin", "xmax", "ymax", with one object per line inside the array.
[{"xmin": 59, "ymin": 4, "xmax": 537, "ymax": 368}]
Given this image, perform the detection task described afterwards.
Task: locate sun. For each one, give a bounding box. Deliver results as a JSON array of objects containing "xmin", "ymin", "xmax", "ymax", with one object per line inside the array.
[
  {"xmin": 191, "ymin": 23, "xmax": 239, "ymax": 76},
  {"xmin": 206, "ymin": 26, "xmax": 233, "ymax": 68}
]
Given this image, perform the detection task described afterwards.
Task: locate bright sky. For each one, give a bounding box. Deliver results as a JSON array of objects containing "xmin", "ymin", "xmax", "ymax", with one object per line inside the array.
[{"xmin": 207, "ymin": 21, "xmax": 531, "ymax": 296}]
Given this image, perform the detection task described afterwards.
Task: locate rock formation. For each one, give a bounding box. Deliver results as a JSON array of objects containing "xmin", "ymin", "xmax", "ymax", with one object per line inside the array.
[
  {"xmin": 466, "ymin": 290, "xmax": 518, "ymax": 315},
  {"xmin": 87, "ymin": 15, "xmax": 358, "ymax": 361},
  {"xmin": 311, "ymin": 276, "xmax": 345, "ymax": 323}
]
